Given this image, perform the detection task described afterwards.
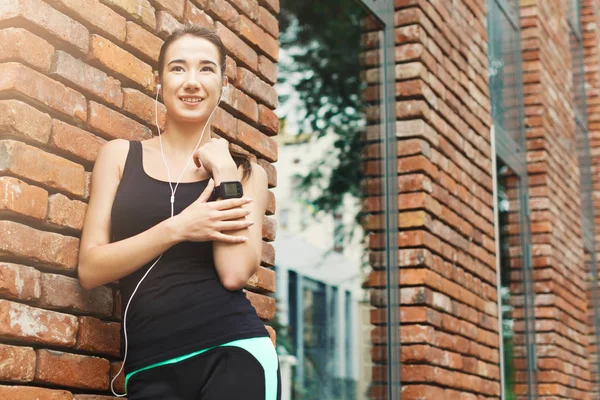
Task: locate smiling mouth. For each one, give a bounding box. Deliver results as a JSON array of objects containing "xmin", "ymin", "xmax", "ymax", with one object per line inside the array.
[{"xmin": 179, "ymin": 97, "xmax": 204, "ymax": 104}]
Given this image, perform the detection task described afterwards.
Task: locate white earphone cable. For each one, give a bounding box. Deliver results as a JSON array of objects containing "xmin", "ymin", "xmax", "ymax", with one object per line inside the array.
[{"xmin": 110, "ymin": 85, "xmax": 223, "ymax": 397}]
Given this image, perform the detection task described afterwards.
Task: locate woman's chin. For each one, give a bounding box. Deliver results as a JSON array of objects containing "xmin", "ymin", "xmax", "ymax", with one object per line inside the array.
[{"xmin": 169, "ymin": 112, "xmax": 209, "ymax": 125}]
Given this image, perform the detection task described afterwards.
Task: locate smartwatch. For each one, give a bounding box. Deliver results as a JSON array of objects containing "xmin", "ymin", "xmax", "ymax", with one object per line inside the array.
[{"xmin": 210, "ymin": 181, "xmax": 243, "ymax": 201}]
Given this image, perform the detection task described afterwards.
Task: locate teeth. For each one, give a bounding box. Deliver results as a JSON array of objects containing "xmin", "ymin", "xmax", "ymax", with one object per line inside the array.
[{"xmin": 181, "ymin": 98, "xmax": 202, "ymax": 103}]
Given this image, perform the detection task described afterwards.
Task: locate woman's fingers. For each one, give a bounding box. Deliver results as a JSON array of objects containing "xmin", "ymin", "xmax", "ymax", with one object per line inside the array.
[
  {"xmin": 216, "ymin": 220, "xmax": 254, "ymax": 232},
  {"xmin": 197, "ymin": 179, "xmax": 215, "ymax": 203},
  {"xmin": 217, "ymin": 208, "xmax": 251, "ymax": 221},
  {"xmin": 213, "ymin": 197, "xmax": 252, "ymax": 210},
  {"xmin": 211, "ymin": 232, "xmax": 249, "ymax": 243}
]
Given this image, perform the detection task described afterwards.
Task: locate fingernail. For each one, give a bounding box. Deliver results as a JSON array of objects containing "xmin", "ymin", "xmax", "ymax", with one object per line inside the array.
[{"xmin": 246, "ymin": 197, "xmax": 253, "ymax": 202}]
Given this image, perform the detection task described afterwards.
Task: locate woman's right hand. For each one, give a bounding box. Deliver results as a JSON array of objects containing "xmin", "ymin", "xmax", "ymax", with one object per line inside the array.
[{"xmin": 173, "ymin": 179, "xmax": 253, "ymax": 243}]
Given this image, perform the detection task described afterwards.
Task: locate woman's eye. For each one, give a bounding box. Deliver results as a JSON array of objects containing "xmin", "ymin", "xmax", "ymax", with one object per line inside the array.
[
  {"xmin": 201, "ymin": 66, "xmax": 215, "ymax": 72},
  {"xmin": 171, "ymin": 66, "xmax": 184, "ymax": 72}
]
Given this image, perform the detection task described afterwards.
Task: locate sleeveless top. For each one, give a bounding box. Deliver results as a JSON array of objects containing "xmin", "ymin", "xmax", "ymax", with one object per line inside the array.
[{"xmin": 111, "ymin": 140, "xmax": 268, "ymax": 375}]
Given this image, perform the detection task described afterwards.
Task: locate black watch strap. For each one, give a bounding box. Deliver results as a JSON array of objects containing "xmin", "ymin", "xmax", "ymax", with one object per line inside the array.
[{"xmin": 210, "ymin": 181, "xmax": 243, "ymax": 201}]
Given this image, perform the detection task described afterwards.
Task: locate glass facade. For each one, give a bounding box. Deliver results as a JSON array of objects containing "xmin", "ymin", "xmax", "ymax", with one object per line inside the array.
[
  {"xmin": 273, "ymin": 0, "xmax": 398, "ymax": 398},
  {"xmin": 488, "ymin": 0, "xmax": 538, "ymax": 398}
]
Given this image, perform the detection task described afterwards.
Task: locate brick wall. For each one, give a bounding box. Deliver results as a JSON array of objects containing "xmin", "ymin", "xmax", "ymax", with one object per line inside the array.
[
  {"xmin": 520, "ymin": 0, "xmax": 593, "ymax": 398},
  {"xmin": 0, "ymin": 0, "xmax": 279, "ymax": 397},
  {"xmin": 368, "ymin": 0, "xmax": 500, "ymax": 397},
  {"xmin": 582, "ymin": 0, "xmax": 600, "ymax": 396}
]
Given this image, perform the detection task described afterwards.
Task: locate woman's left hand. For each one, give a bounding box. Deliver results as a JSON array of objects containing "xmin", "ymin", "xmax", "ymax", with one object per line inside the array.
[{"xmin": 194, "ymin": 137, "xmax": 236, "ymax": 174}]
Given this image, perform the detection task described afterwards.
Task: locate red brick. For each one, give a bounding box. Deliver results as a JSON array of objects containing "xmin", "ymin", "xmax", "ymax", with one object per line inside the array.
[
  {"xmin": 122, "ymin": 88, "xmax": 167, "ymax": 129},
  {"xmin": 0, "ymin": 176, "xmax": 48, "ymax": 220},
  {"xmin": 88, "ymin": 34, "xmax": 154, "ymax": 92},
  {"xmin": 246, "ymin": 265, "xmax": 275, "ymax": 292},
  {"xmin": 0, "ymin": 63, "xmax": 87, "ymax": 123},
  {"xmin": 50, "ymin": 51, "xmax": 123, "ymax": 108},
  {"xmin": 0, "ymin": 263, "xmax": 42, "ymax": 302},
  {"xmin": 50, "ymin": 120, "xmax": 106, "ymax": 164},
  {"xmin": 0, "ymin": 0, "xmax": 89, "ymax": 55},
  {"xmin": 0, "ymin": 28, "xmax": 54, "ymax": 71},
  {"xmin": 0, "ymin": 344, "xmax": 35, "ymax": 382},
  {"xmin": 0, "ymin": 100, "xmax": 52, "ymax": 144},
  {"xmin": 257, "ymin": 6, "xmax": 277, "ymax": 38},
  {"xmin": 239, "ymin": 15, "xmax": 278, "ymax": 61},
  {"xmin": 261, "ymin": 215, "xmax": 276, "ymax": 241},
  {"xmin": 212, "ymin": 107, "xmax": 237, "ymax": 140},
  {"xmin": 237, "ymin": 120, "xmax": 277, "ymax": 161},
  {"xmin": 110, "ymin": 362, "xmax": 125, "ymax": 393},
  {"xmin": 258, "ymin": 104, "xmax": 278, "ymax": 136},
  {"xmin": 257, "ymin": 158, "xmax": 276, "ymax": 187},
  {"xmin": 156, "ymin": 10, "xmax": 183, "ymax": 39},
  {"xmin": 35, "ymin": 349, "xmax": 109, "ymax": 390},
  {"xmin": 258, "ymin": 0, "xmax": 278, "ymax": 14},
  {"xmin": 229, "ymin": 0, "xmax": 258, "ymax": 21},
  {"xmin": 244, "ymin": 290, "xmax": 274, "ymax": 320},
  {"xmin": 257, "ymin": 54, "xmax": 276, "ymax": 84},
  {"xmin": 225, "ymin": 55, "xmax": 237, "ymax": 82},
  {"xmin": 39, "ymin": 273, "xmax": 113, "ymax": 317},
  {"xmin": 236, "ymin": 67, "xmax": 277, "ymax": 108},
  {"xmin": 207, "ymin": 0, "xmax": 240, "ymax": 31},
  {"xmin": 99, "ymin": 0, "xmax": 156, "ymax": 31},
  {"xmin": 265, "ymin": 324, "xmax": 275, "ymax": 345},
  {"xmin": 84, "ymin": 172, "xmax": 92, "ymax": 201},
  {"xmin": 0, "ymin": 221, "xmax": 79, "ymax": 272},
  {"xmin": 46, "ymin": 193, "xmax": 87, "ymax": 230},
  {"xmin": 217, "ymin": 21, "xmax": 258, "ymax": 70},
  {"xmin": 0, "ymin": 299, "xmax": 78, "ymax": 346},
  {"xmin": 125, "ymin": 21, "xmax": 163, "ymax": 64},
  {"xmin": 0, "ymin": 385, "xmax": 72, "ymax": 400},
  {"xmin": 184, "ymin": 0, "xmax": 214, "ymax": 29},
  {"xmin": 261, "ymin": 240, "xmax": 274, "ymax": 266},
  {"xmin": 265, "ymin": 189, "xmax": 275, "ymax": 215},
  {"xmin": 0, "ymin": 140, "xmax": 86, "ymax": 197},
  {"xmin": 46, "ymin": 0, "xmax": 126, "ymax": 42},
  {"xmin": 76, "ymin": 317, "xmax": 120, "ymax": 357},
  {"xmin": 88, "ymin": 101, "xmax": 152, "ymax": 141},
  {"xmin": 223, "ymin": 86, "xmax": 258, "ymax": 122},
  {"xmin": 149, "ymin": 0, "xmax": 185, "ymax": 20}
]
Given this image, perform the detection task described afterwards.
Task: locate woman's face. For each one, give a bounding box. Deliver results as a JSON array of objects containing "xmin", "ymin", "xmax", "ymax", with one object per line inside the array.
[{"xmin": 160, "ymin": 35, "xmax": 223, "ymax": 123}]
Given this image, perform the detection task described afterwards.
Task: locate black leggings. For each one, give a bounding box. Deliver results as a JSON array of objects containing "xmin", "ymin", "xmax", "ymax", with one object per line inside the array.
[{"xmin": 127, "ymin": 346, "xmax": 282, "ymax": 400}]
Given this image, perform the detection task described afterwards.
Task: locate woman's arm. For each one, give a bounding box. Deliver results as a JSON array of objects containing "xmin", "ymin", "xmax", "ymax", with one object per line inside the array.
[
  {"xmin": 78, "ymin": 140, "xmax": 251, "ymax": 290},
  {"xmin": 78, "ymin": 140, "xmax": 183, "ymax": 289},
  {"xmin": 211, "ymin": 162, "xmax": 268, "ymax": 291}
]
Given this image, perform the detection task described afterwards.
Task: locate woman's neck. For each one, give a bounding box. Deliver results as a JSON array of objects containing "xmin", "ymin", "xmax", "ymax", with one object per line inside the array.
[{"xmin": 160, "ymin": 118, "xmax": 212, "ymax": 158}]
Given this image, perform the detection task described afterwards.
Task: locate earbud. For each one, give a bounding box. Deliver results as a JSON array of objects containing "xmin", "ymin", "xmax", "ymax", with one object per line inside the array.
[{"xmin": 156, "ymin": 83, "xmax": 162, "ymax": 92}]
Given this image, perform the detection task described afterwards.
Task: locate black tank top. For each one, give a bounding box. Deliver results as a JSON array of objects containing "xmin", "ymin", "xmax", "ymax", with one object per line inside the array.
[{"xmin": 111, "ymin": 140, "xmax": 268, "ymax": 374}]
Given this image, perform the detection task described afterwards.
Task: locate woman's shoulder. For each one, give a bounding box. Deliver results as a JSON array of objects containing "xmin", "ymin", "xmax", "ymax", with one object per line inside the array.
[{"xmin": 95, "ymin": 139, "xmax": 132, "ymax": 177}]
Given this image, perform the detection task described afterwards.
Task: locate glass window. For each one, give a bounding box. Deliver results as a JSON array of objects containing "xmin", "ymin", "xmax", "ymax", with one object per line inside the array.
[
  {"xmin": 274, "ymin": 0, "xmax": 398, "ymax": 398},
  {"xmin": 496, "ymin": 162, "xmax": 527, "ymax": 399},
  {"xmin": 488, "ymin": 0, "xmax": 524, "ymax": 148},
  {"xmin": 488, "ymin": 0, "xmax": 537, "ymax": 397}
]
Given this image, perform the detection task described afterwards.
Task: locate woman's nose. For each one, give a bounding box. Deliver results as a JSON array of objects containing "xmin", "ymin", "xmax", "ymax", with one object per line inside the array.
[{"xmin": 183, "ymin": 71, "xmax": 201, "ymax": 90}]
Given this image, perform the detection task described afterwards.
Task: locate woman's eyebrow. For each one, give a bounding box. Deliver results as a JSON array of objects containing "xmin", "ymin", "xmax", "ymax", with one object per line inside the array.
[
  {"xmin": 198, "ymin": 60, "xmax": 218, "ymax": 67},
  {"xmin": 167, "ymin": 59, "xmax": 187, "ymax": 66}
]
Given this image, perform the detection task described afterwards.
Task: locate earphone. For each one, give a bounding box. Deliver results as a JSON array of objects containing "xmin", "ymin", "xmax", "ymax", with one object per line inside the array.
[{"xmin": 110, "ymin": 81, "xmax": 225, "ymax": 397}]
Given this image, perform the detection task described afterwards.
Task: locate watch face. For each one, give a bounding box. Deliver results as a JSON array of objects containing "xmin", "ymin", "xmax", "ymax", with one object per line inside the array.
[{"xmin": 223, "ymin": 182, "xmax": 241, "ymax": 197}]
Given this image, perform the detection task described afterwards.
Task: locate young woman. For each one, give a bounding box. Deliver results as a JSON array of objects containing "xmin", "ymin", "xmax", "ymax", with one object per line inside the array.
[{"xmin": 78, "ymin": 25, "xmax": 280, "ymax": 399}]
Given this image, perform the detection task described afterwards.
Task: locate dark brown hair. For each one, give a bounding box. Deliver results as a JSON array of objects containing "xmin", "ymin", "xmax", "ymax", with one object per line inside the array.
[{"xmin": 158, "ymin": 25, "xmax": 252, "ymax": 180}]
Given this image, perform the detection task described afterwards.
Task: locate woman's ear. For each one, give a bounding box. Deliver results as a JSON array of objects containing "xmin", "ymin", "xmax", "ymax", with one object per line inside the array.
[{"xmin": 154, "ymin": 72, "xmax": 161, "ymax": 94}]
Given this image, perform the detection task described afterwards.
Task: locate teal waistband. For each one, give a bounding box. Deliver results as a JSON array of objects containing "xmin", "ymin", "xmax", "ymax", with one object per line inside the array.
[{"xmin": 125, "ymin": 336, "xmax": 279, "ymax": 399}]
